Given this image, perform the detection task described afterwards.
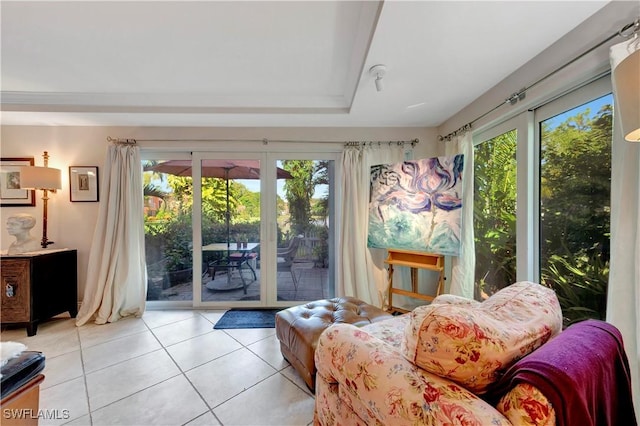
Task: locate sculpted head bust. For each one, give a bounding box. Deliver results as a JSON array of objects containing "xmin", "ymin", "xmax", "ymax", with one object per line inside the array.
[{"xmin": 6, "ymin": 213, "xmax": 40, "ymax": 254}]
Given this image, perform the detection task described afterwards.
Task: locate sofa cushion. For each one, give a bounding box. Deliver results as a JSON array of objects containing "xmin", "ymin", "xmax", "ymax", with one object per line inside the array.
[{"xmin": 401, "ymin": 281, "xmax": 563, "ymax": 393}]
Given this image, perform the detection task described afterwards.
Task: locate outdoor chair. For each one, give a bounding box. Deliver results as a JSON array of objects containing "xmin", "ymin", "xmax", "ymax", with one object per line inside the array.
[
  {"xmin": 277, "ymin": 235, "xmax": 304, "ymax": 290},
  {"xmin": 277, "ymin": 236, "xmax": 300, "ymax": 256},
  {"xmin": 208, "ymin": 251, "xmax": 257, "ymax": 294}
]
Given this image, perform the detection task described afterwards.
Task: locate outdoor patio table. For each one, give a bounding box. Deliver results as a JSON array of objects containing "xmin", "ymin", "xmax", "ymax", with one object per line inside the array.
[
  {"xmin": 203, "ymin": 242, "xmax": 260, "ymax": 252},
  {"xmin": 203, "ymin": 242, "xmax": 259, "ymax": 269},
  {"xmin": 203, "ymin": 243, "xmax": 259, "ymax": 291}
]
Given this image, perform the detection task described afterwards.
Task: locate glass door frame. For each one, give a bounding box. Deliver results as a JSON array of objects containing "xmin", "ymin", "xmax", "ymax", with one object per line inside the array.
[
  {"xmin": 533, "ymin": 75, "xmax": 612, "ymax": 283},
  {"xmin": 142, "ymin": 144, "xmax": 342, "ymax": 309},
  {"xmin": 141, "ymin": 150, "xmax": 193, "ymax": 310},
  {"xmin": 473, "ymin": 112, "xmax": 533, "ymax": 283},
  {"xmin": 192, "ymin": 151, "xmax": 266, "ymax": 308},
  {"xmin": 193, "ymin": 150, "xmax": 341, "ymax": 308},
  {"xmin": 265, "ymin": 152, "xmax": 338, "ymax": 308}
]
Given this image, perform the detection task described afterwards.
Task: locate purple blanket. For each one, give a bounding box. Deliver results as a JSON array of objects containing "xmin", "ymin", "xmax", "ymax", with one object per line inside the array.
[{"xmin": 485, "ymin": 319, "xmax": 636, "ymax": 426}]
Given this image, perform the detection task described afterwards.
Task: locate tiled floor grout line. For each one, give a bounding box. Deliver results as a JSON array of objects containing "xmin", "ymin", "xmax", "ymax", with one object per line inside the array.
[
  {"xmin": 75, "ymin": 317, "xmax": 178, "ymax": 423},
  {"xmin": 188, "ymin": 311, "xmax": 316, "ymax": 424},
  {"xmin": 90, "ymin": 372, "xmax": 187, "ymax": 419},
  {"xmin": 76, "ymin": 325, "xmax": 150, "ymax": 350},
  {"xmin": 78, "ymin": 316, "xmax": 210, "ymax": 424},
  {"xmin": 169, "ymin": 312, "xmax": 276, "ymax": 426},
  {"xmin": 83, "ymin": 320, "xmax": 164, "ymax": 422},
  {"xmin": 157, "ymin": 311, "xmax": 224, "ymax": 425},
  {"xmin": 66, "ymin": 325, "xmax": 92, "ymax": 426}
]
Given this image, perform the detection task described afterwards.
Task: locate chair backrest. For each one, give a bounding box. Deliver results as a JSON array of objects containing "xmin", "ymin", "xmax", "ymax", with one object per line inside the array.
[
  {"xmin": 278, "ymin": 235, "xmax": 297, "ymax": 252},
  {"xmin": 277, "ymin": 235, "xmax": 302, "ymax": 265}
]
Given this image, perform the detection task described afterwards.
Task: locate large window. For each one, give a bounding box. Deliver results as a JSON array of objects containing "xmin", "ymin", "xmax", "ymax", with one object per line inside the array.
[
  {"xmin": 538, "ymin": 93, "xmax": 613, "ymax": 325},
  {"xmin": 473, "ymin": 76, "xmax": 613, "ymax": 327}
]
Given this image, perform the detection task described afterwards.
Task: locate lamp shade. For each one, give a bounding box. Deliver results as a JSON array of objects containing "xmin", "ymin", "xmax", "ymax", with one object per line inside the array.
[
  {"xmin": 612, "ymin": 47, "xmax": 640, "ymax": 142},
  {"xmin": 19, "ymin": 166, "xmax": 62, "ymax": 190}
]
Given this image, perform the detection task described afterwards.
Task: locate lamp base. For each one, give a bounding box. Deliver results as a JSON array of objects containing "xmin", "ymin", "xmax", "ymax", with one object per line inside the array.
[
  {"xmin": 40, "ymin": 189, "xmax": 54, "ymax": 249},
  {"xmin": 40, "ymin": 240, "xmax": 55, "ymax": 249}
]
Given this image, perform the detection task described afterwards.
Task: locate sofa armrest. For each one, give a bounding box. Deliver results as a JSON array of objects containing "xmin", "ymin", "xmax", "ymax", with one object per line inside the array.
[
  {"xmin": 496, "ymin": 383, "xmax": 556, "ymax": 426},
  {"xmin": 315, "ymin": 323, "xmax": 510, "ymax": 426},
  {"xmin": 431, "ymin": 293, "xmax": 482, "ymax": 307}
]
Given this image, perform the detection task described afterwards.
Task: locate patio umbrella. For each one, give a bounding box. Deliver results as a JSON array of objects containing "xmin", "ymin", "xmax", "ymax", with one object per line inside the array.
[
  {"xmin": 146, "ymin": 159, "xmax": 292, "ymax": 248},
  {"xmin": 145, "ymin": 159, "xmax": 292, "ymax": 180}
]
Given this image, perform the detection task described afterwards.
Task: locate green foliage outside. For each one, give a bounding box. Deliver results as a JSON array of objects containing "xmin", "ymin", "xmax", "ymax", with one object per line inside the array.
[
  {"xmin": 280, "ymin": 160, "xmax": 330, "ymax": 261},
  {"xmin": 540, "ymin": 103, "xmax": 612, "ymax": 326},
  {"xmin": 143, "ymin": 159, "xmax": 331, "ymax": 276},
  {"xmin": 474, "ymin": 130, "xmax": 517, "ymax": 299},
  {"xmin": 475, "ymin": 100, "xmax": 612, "ymax": 327},
  {"xmin": 281, "ymin": 160, "xmax": 315, "ymax": 236}
]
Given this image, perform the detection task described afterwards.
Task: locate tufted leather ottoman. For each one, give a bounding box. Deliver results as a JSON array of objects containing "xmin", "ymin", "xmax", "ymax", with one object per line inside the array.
[{"xmin": 275, "ymin": 297, "xmax": 393, "ymax": 391}]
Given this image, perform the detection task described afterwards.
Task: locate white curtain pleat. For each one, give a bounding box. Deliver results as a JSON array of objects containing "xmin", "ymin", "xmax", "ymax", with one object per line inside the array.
[
  {"xmin": 76, "ymin": 144, "xmax": 147, "ymax": 326},
  {"xmin": 445, "ymin": 133, "xmax": 475, "ymax": 298},
  {"xmin": 339, "ymin": 144, "xmax": 407, "ymax": 307},
  {"xmin": 608, "ymin": 37, "xmax": 640, "ymax": 423}
]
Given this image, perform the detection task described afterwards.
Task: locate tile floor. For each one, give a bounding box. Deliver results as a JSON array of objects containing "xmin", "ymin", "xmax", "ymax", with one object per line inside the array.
[{"xmin": 1, "ymin": 310, "xmax": 315, "ymax": 426}]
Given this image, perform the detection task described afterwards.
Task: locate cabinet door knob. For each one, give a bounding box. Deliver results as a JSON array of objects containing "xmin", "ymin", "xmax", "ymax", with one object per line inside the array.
[{"xmin": 5, "ymin": 283, "xmax": 15, "ymax": 298}]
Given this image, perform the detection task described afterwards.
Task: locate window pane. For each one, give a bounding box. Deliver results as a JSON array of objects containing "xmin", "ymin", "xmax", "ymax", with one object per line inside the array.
[
  {"xmin": 201, "ymin": 159, "xmax": 261, "ymax": 302},
  {"xmin": 143, "ymin": 159, "xmax": 194, "ymax": 302},
  {"xmin": 474, "ymin": 130, "xmax": 517, "ymax": 300},
  {"xmin": 276, "ymin": 160, "xmax": 334, "ymax": 301},
  {"xmin": 539, "ymin": 94, "xmax": 612, "ymax": 326}
]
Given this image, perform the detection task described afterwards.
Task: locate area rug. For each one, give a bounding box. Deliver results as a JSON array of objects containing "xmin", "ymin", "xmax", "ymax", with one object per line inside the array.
[{"xmin": 214, "ymin": 308, "xmax": 282, "ymax": 329}]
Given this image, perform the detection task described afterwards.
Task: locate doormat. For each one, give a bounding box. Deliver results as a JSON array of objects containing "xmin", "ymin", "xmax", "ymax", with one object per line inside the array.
[{"xmin": 213, "ymin": 309, "xmax": 282, "ymax": 329}]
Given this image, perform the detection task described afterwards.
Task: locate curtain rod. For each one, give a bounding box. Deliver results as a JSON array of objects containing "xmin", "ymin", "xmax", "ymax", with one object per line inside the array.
[
  {"xmin": 107, "ymin": 136, "xmax": 137, "ymax": 145},
  {"xmin": 107, "ymin": 137, "xmax": 419, "ymax": 146},
  {"xmin": 344, "ymin": 139, "xmax": 419, "ymax": 147},
  {"xmin": 438, "ymin": 17, "xmax": 640, "ymax": 142}
]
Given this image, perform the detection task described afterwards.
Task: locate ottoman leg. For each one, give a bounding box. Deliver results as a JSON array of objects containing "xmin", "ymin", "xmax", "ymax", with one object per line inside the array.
[{"xmin": 279, "ymin": 342, "xmax": 316, "ymax": 392}]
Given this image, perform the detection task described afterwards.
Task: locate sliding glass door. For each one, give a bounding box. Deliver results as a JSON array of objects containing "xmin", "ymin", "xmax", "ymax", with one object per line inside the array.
[
  {"xmin": 196, "ymin": 154, "xmax": 263, "ymax": 304},
  {"xmin": 142, "ymin": 153, "xmax": 194, "ymax": 304},
  {"xmin": 273, "ymin": 157, "xmax": 335, "ymax": 302},
  {"xmin": 143, "ymin": 150, "xmax": 337, "ymax": 308}
]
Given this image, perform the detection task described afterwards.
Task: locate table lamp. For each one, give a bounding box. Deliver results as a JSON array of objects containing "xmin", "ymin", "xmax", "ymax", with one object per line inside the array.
[{"xmin": 19, "ymin": 151, "xmax": 62, "ymax": 248}]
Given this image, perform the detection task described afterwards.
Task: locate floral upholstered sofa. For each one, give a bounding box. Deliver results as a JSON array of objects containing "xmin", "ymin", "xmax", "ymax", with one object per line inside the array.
[{"xmin": 314, "ymin": 281, "xmax": 636, "ymax": 425}]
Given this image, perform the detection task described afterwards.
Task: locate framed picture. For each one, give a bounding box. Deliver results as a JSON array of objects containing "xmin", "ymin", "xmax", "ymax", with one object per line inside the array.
[
  {"xmin": 69, "ymin": 166, "xmax": 99, "ymax": 202},
  {"xmin": 0, "ymin": 157, "xmax": 36, "ymax": 207}
]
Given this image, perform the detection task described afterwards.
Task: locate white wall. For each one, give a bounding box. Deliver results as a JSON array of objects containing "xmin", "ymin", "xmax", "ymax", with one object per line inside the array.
[
  {"xmin": 0, "ymin": 125, "xmax": 439, "ymax": 301},
  {"xmin": 438, "ymin": 1, "xmax": 639, "ymax": 137}
]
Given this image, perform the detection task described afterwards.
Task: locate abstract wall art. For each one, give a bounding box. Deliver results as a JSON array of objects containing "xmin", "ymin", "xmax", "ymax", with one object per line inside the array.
[{"xmin": 367, "ymin": 155, "xmax": 464, "ymax": 256}]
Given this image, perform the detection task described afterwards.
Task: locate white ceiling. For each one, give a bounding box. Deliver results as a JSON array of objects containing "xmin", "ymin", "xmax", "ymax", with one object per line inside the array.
[{"xmin": 1, "ymin": 1, "xmax": 609, "ymax": 128}]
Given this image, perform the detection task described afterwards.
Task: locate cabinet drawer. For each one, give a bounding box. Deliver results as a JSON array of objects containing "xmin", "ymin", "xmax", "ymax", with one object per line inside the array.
[{"xmin": 1, "ymin": 259, "xmax": 30, "ymax": 323}]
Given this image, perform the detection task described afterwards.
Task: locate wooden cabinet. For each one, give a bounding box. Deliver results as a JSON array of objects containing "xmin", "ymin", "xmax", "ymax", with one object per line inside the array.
[
  {"xmin": 385, "ymin": 249, "xmax": 444, "ymax": 314},
  {"xmin": 1, "ymin": 249, "xmax": 77, "ymax": 336}
]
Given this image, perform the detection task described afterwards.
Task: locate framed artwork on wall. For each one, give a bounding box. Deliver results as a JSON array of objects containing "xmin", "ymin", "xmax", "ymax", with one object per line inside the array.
[
  {"xmin": 0, "ymin": 157, "xmax": 36, "ymax": 207},
  {"xmin": 69, "ymin": 166, "xmax": 99, "ymax": 202}
]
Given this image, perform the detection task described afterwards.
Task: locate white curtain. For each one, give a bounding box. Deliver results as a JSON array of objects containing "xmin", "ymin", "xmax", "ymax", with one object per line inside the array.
[
  {"xmin": 339, "ymin": 144, "xmax": 407, "ymax": 307},
  {"xmin": 76, "ymin": 143, "xmax": 147, "ymax": 326},
  {"xmin": 445, "ymin": 133, "xmax": 475, "ymax": 299},
  {"xmin": 608, "ymin": 37, "xmax": 640, "ymax": 422}
]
